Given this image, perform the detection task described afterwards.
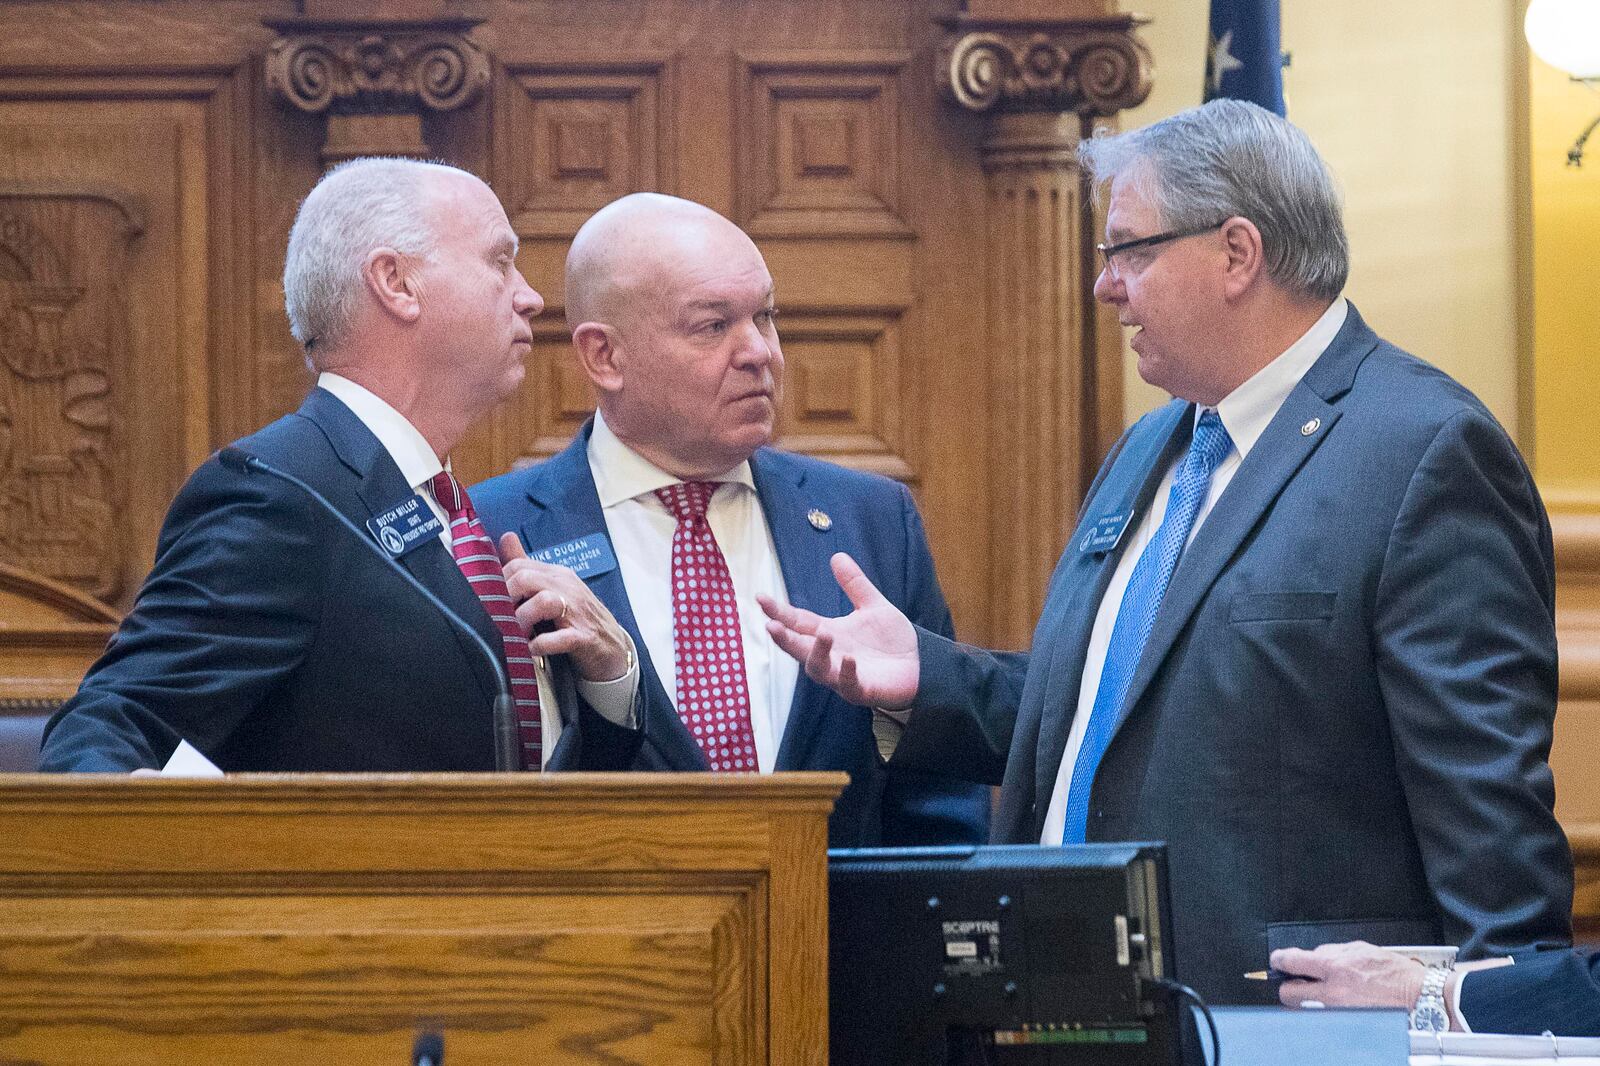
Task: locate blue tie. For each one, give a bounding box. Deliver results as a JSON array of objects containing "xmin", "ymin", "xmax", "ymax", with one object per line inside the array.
[{"xmin": 1061, "ymin": 410, "xmax": 1234, "ymax": 844}]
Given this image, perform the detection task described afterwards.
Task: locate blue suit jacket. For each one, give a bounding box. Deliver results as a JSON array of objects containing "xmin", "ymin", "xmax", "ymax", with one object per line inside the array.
[
  {"xmin": 39, "ymin": 389, "xmax": 641, "ymax": 773},
  {"xmin": 1461, "ymin": 949, "xmax": 1599, "ymax": 1036},
  {"xmin": 895, "ymin": 305, "xmax": 1573, "ymax": 1001},
  {"xmin": 473, "ymin": 421, "xmax": 989, "ymax": 847}
]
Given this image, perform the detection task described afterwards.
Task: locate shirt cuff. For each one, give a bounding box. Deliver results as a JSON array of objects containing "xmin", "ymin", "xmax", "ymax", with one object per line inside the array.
[
  {"xmin": 872, "ymin": 707, "xmax": 913, "ymax": 761},
  {"xmin": 574, "ymin": 633, "xmax": 640, "ymax": 727},
  {"xmin": 1452, "ymin": 968, "xmax": 1474, "ymax": 1034}
]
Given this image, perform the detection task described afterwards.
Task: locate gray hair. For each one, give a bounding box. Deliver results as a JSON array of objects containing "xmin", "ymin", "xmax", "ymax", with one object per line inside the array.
[
  {"xmin": 1078, "ymin": 99, "xmax": 1348, "ymax": 301},
  {"xmin": 282, "ymin": 157, "xmax": 461, "ymax": 358}
]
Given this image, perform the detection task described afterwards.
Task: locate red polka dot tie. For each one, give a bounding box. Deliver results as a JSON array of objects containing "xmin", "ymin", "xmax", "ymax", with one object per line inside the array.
[
  {"xmin": 429, "ymin": 470, "xmax": 541, "ymax": 771},
  {"xmin": 655, "ymin": 481, "xmax": 759, "ymax": 772}
]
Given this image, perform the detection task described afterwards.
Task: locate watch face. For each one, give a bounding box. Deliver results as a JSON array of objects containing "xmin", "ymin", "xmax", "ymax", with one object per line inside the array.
[{"xmin": 1411, "ymin": 1004, "xmax": 1448, "ymax": 1033}]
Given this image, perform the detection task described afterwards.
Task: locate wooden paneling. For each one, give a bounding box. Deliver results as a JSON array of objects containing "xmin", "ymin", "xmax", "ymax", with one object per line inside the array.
[
  {"xmin": 1553, "ymin": 512, "xmax": 1600, "ymax": 941},
  {"xmin": 497, "ymin": 58, "xmax": 674, "ymax": 240},
  {"xmin": 735, "ymin": 53, "xmax": 914, "ymax": 239},
  {"xmin": 457, "ymin": 0, "xmax": 1133, "ymax": 644},
  {"xmin": 0, "ymin": 773, "xmax": 843, "ymax": 1064},
  {"xmin": 0, "ymin": 66, "xmax": 255, "ymax": 627},
  {"xmin": 0, "ymin": 563, "xmax": 116, "ymax": 705},
  {"xmin": 0, "ymin": 0, "xmax": 1135, "ymax": 654}
]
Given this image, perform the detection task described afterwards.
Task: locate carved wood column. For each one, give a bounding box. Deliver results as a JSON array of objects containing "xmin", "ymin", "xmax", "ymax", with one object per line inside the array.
[
  {"xmin": 264, "ymin": 15, "xmax": 489, "ymax": 165},
  {"xmin": 937, "ymin": 14, "xmax": 1151, "ymax": 647}
]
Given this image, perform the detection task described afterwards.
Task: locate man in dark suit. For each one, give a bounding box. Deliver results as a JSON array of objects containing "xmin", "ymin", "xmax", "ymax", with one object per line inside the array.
[
  {"xmin": 473, "ymin": 193, "xmax": 987, "ymax": 846},
  {"xmin": 39, "ymin": 158, "xmax": 642, "ymax": 773},
  {"xmin": 761, "ymin": 100, "xmax": 1572, "ymax": 1001},
  {"xmin": 1274, "ymin": 941, "xmax": 1600, "ymax": 1036}
]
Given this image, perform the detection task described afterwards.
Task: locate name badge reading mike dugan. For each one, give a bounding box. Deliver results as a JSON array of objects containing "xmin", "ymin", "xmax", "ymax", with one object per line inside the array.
[
  {"xmin": 531, "ymin": 532, "xmax": 619, "ymax": 579},
  {"xmin": 366, "ymin": 493, "xmax": 445, "ymax": 559}
]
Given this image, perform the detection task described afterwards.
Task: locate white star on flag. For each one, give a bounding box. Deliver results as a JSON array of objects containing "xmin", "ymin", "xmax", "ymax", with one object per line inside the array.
[{"xmin": 1208, "ymin": 29, "xmax": 1245, "ymax": 94}]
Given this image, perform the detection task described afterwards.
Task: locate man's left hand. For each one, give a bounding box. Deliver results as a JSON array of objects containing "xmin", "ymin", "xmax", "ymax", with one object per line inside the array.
[{"xmin": 499, "ymin": 532, "xmax": 631, "ymax": 682}]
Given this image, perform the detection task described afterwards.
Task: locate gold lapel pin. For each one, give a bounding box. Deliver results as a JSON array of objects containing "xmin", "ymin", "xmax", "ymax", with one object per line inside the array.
[
  {"xmin": 807, "ymin": 508, "xmax": 833, "ymax": 531},
  {"xmin": 1300, "ymin": 417, "xmax": 1321, "ymax": 436}
]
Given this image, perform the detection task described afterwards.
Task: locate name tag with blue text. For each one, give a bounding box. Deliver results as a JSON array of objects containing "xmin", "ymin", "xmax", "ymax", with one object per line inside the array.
[
  {"xmin": 366, "ymin": 493, "xmax": 444, "ymax": 559},
  {"xmin": 531, "ymin": 532, "xmax": 619, "ymax": 579},
  {"xmin": 1078, "ymin": 510, "xmax": 1131, "ymax": 555}
]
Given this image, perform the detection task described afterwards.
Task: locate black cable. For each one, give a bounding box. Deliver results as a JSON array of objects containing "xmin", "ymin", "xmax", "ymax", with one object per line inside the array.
[{"xmin": 1153, "ymin": 977, "xmax": 1220, "ymax": 1066}]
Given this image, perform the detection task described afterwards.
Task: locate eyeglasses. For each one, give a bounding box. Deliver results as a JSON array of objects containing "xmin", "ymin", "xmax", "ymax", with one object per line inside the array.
[{"xmin": 1095, "ymin": 220, "xmax": 1229, "ymax": 280}]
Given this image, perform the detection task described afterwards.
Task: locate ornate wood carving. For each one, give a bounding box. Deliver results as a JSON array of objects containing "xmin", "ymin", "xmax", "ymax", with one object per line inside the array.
[
  {"xmin": 0, "ymin": 191, "xmax": 143, "ymax": 605},
  {"xmin": 937, "ymin": 15, "xmax": 1153, "ymax": 118},
  {"xmin": 264, "ymin": 16, "xmax": 489, "ymax": 163},
  {"xmin": 937, "ymin": 13, "xmax": 1151, "ymax": 647}
]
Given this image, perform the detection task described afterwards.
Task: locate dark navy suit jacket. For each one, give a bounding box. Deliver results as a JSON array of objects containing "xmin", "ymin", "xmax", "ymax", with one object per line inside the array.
[
  {"xmin": 39, "ymin": 389, "xmax": 641, "ymax": 773},
  {"xmin": 893, "ymin": 305, "xmax": 1573, "ymax": 1001},
  {"xmin": 473, "ymin": 421, "xmax": 990, "ymax": 847},
  {"xmin": 1461, "ymin": 949, "xmax": 1599, "ymax": 1036}
]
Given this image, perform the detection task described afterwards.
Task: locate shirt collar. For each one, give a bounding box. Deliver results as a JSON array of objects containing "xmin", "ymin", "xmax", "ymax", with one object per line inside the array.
[
  {"xmin": 1207, "ymin": 296, "xmax": 1348, "ymax": 458},
  {"xmin": 588, "ymin": 409, "xmax": 755, "ymax": 509},
  {"xmin": 316, "ymin": 372, "xmax": 446, "ymax": 491}
]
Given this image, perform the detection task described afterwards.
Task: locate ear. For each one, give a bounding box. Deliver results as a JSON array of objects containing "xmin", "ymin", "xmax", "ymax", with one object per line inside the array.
[
  {"xmin": 1219, "ymin": 216, "xmax": 1265, "ymax": 300},
  {"xmin": 362, "ymin": 247, "xmax": 422, "ymax": 324},
  {"xmin": 572, "ymin": 321, "xmax": 625, "ymax": 393}
]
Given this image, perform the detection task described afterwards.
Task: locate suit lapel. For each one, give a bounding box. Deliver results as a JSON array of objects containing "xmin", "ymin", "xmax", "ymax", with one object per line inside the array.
[
  {"xmin": 1107, "ymin": 308, "xmax": 1378, "ymax": 748},
  {"xmin": 750, "ymin": 450, "xmax": 843, "ymax": 770},
  {"xmin": 1032, "ymin": 402, "xmax": 1191, "ymax": 814},
  {"xmin": 518, "ymin": 423, "xmax": 708, "ymax": 770},
  {"xmin": 300, "ymin": 388, "xmax": 503, "ymax": 704}
]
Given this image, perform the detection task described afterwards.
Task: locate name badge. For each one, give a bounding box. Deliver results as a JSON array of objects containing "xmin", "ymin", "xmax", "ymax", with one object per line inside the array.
[
  {"xmin": 1078, "ymin": 510, "xmax": 1131, "ymax": 555},
  {"xmin": 366, "ymin": 493, "xmax": 445, "ymax": 559},
  {"xmin": 531, "ymin": 532, "xmax": 619, "ymax": 579}
]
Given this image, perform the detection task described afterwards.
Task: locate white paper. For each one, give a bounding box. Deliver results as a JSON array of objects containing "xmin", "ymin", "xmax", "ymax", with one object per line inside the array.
[
  {"xmin": 1410, "ymin": 1030, "xmax": 1600, "ymax": 1065},
  {"xmin": 160, "ymin": 740, "xmax": 224, "ymax": 777}
]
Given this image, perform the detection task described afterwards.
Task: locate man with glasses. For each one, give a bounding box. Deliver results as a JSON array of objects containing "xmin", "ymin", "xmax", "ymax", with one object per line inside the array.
[{"xmin": 762, "ymin": 99, "xmax": 1572, "ymax": 1003}]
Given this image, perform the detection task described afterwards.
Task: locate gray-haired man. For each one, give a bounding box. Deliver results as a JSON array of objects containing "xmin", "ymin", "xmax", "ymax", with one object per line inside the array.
[
  {"xmin": 762, "ymin": 99, "xmax": 1573, "ymax": 1001},
  {"xmin": 41, "ymin": 158, "xmax": 642, "ymax": 774}
]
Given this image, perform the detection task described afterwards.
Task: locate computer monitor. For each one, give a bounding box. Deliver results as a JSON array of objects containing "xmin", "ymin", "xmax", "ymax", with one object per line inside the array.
[{"xmin": 828, "ymin": 843, "xmax": 1182, "ymax": 1066}]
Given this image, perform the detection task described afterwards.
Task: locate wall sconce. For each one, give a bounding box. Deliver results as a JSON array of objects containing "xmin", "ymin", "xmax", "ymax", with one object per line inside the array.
[{"xmin": 1524, "ymin": 0, "xmax": 1600, "ymax": 166}]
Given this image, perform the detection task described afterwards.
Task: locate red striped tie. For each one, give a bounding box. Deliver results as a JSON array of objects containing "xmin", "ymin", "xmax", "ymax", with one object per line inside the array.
[{"xmin": 429, "ymin": 470, "xmax": 541, "ymax": 770}]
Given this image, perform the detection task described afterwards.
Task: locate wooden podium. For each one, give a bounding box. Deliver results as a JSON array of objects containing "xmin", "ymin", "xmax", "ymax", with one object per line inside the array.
[{"xmin": 0, "ymin": 772, "xmax": 845, "ymax": 1065}]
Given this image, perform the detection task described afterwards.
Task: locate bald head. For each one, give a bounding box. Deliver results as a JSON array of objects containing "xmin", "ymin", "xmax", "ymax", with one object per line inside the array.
[
  {"xmin": 564, "ymin": 192, "xmax": 783, "ymax": 479},
  {"xmin": 565, "ymin": 193, "xmax": 760, "ymax": 331}
]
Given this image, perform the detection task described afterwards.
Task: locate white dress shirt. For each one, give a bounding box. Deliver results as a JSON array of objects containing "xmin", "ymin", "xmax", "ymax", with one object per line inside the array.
[
  {"xmin": 587, "ymin": 411, "xmax": 799, "ymax": 772},
  {"xmin": 317, "ymin": 374, "xmax": 637, "ymax": 761},
  {"xmin": 1038, "ymin": 298, "xmax": 1349, "ymax": 843}
]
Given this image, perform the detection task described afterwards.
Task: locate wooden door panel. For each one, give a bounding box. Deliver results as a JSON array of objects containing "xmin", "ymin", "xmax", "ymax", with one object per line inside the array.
[
  {"xmin": 0, "ymin": 0, "xmax": 1129, "ymax": 658},
  {"xmin": 465, "ymin": 3, "xmax": 1011, "ymax": 641},
  {"xmin": 0, "ymin": 99, "xmax": 209, "ymax": 611}
]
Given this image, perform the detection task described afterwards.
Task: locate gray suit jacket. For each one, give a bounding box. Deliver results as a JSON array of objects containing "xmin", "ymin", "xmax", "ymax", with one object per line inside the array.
[{"xmin": 895, "ymin": 305, "xmax": 1573, "ymax": 1002}]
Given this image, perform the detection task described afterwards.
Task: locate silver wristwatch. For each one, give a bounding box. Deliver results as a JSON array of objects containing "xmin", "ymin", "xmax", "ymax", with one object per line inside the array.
[{"xmin": 1409, "ymin": 964, "xmax": 1450, "ymax": 1032}]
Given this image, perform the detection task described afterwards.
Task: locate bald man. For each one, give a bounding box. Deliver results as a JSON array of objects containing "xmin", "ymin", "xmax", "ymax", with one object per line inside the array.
[{"xmin": 474, "ymin": 193, "xmax": 988, "ymax": 847}]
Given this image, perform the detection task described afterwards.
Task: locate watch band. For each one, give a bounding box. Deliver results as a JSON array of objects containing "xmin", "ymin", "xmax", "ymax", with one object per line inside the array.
[{"xmin": 1409, "ymin": 964, "xmax": 1451, "ymax": 1032}]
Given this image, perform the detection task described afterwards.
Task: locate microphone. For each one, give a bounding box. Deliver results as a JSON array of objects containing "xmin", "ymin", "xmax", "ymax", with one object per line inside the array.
[
  {"xmin": 217, "ymin": 446, "xmax": 521, "ymax": 771},
  {"xmin": 412, "ymin": 1031, "xmax": 444, "ymax": 1066}
]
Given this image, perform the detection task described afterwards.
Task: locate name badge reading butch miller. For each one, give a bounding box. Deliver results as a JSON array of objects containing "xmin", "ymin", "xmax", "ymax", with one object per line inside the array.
[{"xmin": 366, "ymin": 493, "xmax": 445, "ymax": 559}]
